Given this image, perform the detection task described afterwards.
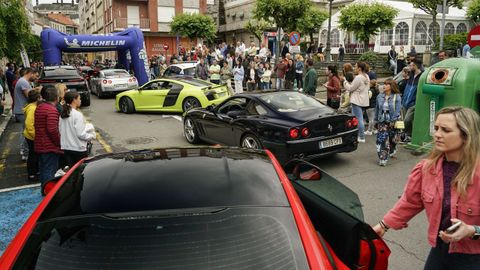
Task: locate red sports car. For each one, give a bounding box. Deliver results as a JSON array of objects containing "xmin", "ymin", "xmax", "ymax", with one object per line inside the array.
[{"xmin": 0, "ymin": 147, "xmax": 389, "ymax": 270}]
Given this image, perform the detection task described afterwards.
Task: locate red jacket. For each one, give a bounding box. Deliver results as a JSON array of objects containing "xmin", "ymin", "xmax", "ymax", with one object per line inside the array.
[
  {"xmin": 34, "ymin": 102, "xmax": 62, "ymax": 154},
  {"xmin": 384, "ymin": 158, "xmax": 480, "ymax": 254}
]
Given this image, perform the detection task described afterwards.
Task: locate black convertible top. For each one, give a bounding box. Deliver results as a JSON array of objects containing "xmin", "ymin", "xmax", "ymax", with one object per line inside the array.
[{"xmin": 39, "ymin": 148, "xmax": 289, "ymax": 221}]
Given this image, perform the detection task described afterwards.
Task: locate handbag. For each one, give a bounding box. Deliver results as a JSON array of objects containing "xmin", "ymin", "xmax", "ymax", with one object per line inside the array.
[{"xmin": 392, "ymin": 94, "xmax": 405, "ymax": 129}]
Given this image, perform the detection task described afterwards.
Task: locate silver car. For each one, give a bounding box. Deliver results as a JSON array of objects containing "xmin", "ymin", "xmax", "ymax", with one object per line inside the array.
[{"xmin": 90, "ymin": 69, "xmax": 138, "ymax": 98}]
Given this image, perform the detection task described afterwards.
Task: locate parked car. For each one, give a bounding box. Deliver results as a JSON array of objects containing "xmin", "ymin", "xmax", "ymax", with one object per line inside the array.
[
  {"xmin": 183, "ymin": 91, "xmax": 359, "ymax": 164},
  {"xmin": 89, "ymin": 69, "xmax": 138, "ymax": 98},
  {"xmin": 116, "ymin": 77, "xmax": 230, "ymax": 113},
  {"xmin": 163, "ymin": 62, "xmax": 197, "ymax": 77},
  {"xmin": 38, "ymin": 65, "xmax": 91, "ymax": 106},
  {"xmin": 0, "ymin": 147, "xmax": 390, "ymax": 270}
]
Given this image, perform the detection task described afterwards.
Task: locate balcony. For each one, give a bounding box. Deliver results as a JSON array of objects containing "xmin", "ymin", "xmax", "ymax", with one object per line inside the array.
[{"xmin": 113, "ymin": 18, "xmax": 150, "ymax": 31}]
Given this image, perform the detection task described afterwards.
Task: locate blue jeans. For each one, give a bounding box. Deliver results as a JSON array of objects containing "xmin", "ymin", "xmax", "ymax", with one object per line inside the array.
[
  {"xmin": 351, "ymin": 104, "xmax": 365, "ymax": 139},
  {"xmin": 261, "ymin": 82, "xmax": 270, "ymax": 90},
  {"xmin": 276, "ymin": 78, "xmax": 285, "ymax": 89},
  {"xmin": 39, "ymin": 153, "xmax": 59, "ymax": 184},
  {"xmin": 15, "ymin": 114, "xmax": 28, "ymax": 157}
]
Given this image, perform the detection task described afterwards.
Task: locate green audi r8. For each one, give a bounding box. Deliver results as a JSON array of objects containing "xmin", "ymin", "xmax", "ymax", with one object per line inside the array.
[{"xmin": 116, "ymin": 77, "xmax": 230, "ymax": 113}]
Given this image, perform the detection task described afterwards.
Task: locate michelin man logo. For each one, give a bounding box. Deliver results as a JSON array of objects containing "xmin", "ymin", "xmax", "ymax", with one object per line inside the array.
[
  {"xmin": 139, "ymin": 49, "xmax": 149, "ymax": 75},
  {"xmin": 64, "ymin": 38, "xmax": 80, "ymax": 48}
]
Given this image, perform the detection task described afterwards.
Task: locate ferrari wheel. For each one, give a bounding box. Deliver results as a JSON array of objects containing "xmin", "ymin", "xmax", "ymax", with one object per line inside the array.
[
  {"xmin": 184, "ymin": 117, "xmax": 200, "ymax": 144},
  {"xmin": 241, "ymin": 134, "xmax": 263, "ymax": 149},
  {"xmin": 120, "ymin": 97, "xmax": 135, "ymax": 114},
  {"xmin": 182, "ymin": 97, "xmax": 201, "ymax": 112}
]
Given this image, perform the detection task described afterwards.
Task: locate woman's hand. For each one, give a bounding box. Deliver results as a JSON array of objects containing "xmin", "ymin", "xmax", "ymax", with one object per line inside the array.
[
  {"xmin": 372, "ymin": 223, "xmax": 386, "ymax": 237},
  {"xmin": 439, "ymin": 219, "xmax": 476, "ymax": 243}
]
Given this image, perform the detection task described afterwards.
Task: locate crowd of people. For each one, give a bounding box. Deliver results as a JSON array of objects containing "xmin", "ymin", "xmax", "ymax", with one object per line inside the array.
[{"xmin": 0, "ymin": 64, "xmax": 95, "ymax": 187}]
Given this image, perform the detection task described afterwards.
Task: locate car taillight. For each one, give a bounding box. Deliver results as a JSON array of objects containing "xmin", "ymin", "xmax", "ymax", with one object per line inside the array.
[
  {"xmin": 301, "ymin": 127, "xmax": 310, "ymax": 138},
  {"xmin": 289, "ymin": 128, "xmax": 300, "ymax": 139},
  {"xmin": 346, "ymin": 117, "xmax": 359, "ymax": 129},
  {"xmin": 102, "ymin": 80, "xmax": 112, "ymax": 84},
  {"xmin": 38, "ymin": 79, "xmax": 56, "ymax": 83},
  {"xmin": 68, "ymin": 79, "xmax": 84, "ymax": 82}
]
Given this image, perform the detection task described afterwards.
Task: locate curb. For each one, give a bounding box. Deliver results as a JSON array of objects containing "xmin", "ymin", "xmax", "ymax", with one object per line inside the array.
[{"xmin": 0, "ymin": 113, "xmax": 12, "ymax": 142}]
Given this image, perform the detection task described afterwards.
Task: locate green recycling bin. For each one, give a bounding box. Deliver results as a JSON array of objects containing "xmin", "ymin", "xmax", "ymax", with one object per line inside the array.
[{"xmin": 409, "ymin": 58, "xmax": 480, "ymax": 152}]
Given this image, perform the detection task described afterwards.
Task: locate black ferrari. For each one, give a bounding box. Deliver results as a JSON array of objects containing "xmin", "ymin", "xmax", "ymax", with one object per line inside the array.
[{"xmin": 183, "ymin": 91, "xmax": 359, "ymax": 163}]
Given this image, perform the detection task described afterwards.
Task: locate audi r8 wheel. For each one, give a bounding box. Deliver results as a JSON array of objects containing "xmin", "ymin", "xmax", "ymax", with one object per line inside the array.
[
  {"xmin": 182, "ymin": 97, "xmax": 201, "ymax": 112},
  {"xmin": 183, "ymin": 117, "xmax": 200, "ymax": 144},
  {"xmin": 120, "ymin": 97, "xmax": 135, "ymax": 114},
  {"xmin": 241, "ymin": 134, "xmax": 263, "ymax": 150}
]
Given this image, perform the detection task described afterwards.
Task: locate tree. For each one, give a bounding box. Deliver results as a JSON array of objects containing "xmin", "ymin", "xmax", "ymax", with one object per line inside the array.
[
  {"xmin": 253, "ymin": 0, "xmax": 312, "ymax": 61},
  {"xmin": 408, "ymin": 0, "xmax": 464, "ymax": 46},
  {"xmin": 245, "ymin": 19, "xmax": 272, "ymax": 44},
  {"xmin": 170, "ymin": 13, "xmax": 217, "ymax": 44},
  {"xmin": 338, "ymin": 2, "xmax": 399, "ymax": 50},
  {"xmin": 297, "ymin": 6, "xmax": 329, "ymax": 43},
  {"xmin": 467, "ymin": 0, "xmax": 480, "ymax": 23},
  {"xmin": 0, "ymin": 0, "xmax": 32, "ymax": 60},
  {"xmin": 24, "ymin": 34, "xmax": 42, "ymax": 62}
]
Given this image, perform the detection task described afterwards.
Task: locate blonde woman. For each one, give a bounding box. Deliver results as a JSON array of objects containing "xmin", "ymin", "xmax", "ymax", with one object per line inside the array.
[
  {"xmin": 295, "ymin": 54, "xmax": 304, "ymax": 91},
  {"xmin": 373, "ymin": 107, "xmax": 480, "ymax": 269},
  {"xmin": 54, "ymin": 83, "xmax": 68, "ymax": 112}
]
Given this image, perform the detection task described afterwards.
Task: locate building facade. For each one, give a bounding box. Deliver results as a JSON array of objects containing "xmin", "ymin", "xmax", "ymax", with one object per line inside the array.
[{"xmin": 34, "ymin": 2, "xmax": 79, "ymax": 24}]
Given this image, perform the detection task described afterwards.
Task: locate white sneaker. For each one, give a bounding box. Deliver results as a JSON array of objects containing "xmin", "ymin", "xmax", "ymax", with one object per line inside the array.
[
  {"xmin": 357, "ymin": 137, "xmax": 366, "ymax": 143},
  {"xmin": 21, "ymin": 155, "xmax": 27, "ymax": 161},
  {"xmin": 365, "ymin": 131, "xmax": 373, "ymax": 136},
  {"xmin": 378, "ymin": 160, "xmax": 388, "ymax": 166},
  {"xmin": 389, "ymin": 150, "xmax": 397, "ymax": 158}
]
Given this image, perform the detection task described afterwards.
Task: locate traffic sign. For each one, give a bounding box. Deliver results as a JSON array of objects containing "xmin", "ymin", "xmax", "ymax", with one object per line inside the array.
[
  {"xmin": 289, "ymin": 46, "xmax": 301, "ymax": 54},
  {"xmin": 468, "ymin": 25, "xmax": 480, "ymax": 48},
  {"xmin": 289, "ymin": 32, "xmax": 301, "ymax": 46}
]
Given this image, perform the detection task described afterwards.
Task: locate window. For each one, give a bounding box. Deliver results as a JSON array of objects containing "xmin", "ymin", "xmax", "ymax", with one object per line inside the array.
[
  {"xmin": 259, "ymin": 92, "xmax": 326, "ymax": 113},
  {"xmin": 183, "ymin": 8, "xmax": 199, "ymax": 14},
  {"xmin": 246, "ymin": 101, "xmax": 267, "ymax": 116},
  {"xmin": 380, "ymin": 28, "xmax": 394, "ymax": 46},
  {"xmin": 331, "ymin": 29, "xmax": 340, "ymax": 47},
  {"xmin": 456, "ymin": 23, "xmax": 467, "ymax": 33},
  {"xmin": 158, "ymin": 7, "xmax": 175, "ymax": 23},
  {"xmin": 320, "ymin": 30, "xmax": 327, "ymax": 45},
  {"xmin": 428, "ymin": 21, "xmax": 440, "ymax": 45},
  {"xmin": 414, "ymin": 21, "xmax": 427, "ymax": 45},
  {"xmin": 445, "ymin": 23, "xmax": 455, "ymax": 35},
  {"xmin": 395, "ymin": 22, "xmax": 409, "ymax": 45},
  {"xmin": 218, "ymin": 98, "xmax": 248, "ymax": 115}
]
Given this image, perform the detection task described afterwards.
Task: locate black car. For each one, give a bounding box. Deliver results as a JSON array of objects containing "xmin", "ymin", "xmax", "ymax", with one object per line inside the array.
[
  {"xmin": 183, "ymin": 91, "xmax": 359, "ymax": 164},
  {"xmin": 38, "ymin": 65, "xmax": 91, "ymax": 107}
]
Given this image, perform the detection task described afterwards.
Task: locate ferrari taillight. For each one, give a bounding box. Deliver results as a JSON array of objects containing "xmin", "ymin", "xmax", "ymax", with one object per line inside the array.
[
  {"xmin": 346, "ymin": 117, "xmax": 359, "ymax": 129},
  {"xmin": 301, "ymin": 127, "xmax": 310, "ymax": 138},
  {"xmin": 289, "ymin": 128, "xmax": 300, "ymax": 139},
  {"xmin": 102, "ymin": 80, "xmax": 112, "ymax": 84}
]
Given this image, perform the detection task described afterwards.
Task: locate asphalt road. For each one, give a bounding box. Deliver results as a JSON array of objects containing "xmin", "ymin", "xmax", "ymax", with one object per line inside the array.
[{"xmin": 0, "ymin": 93, "xmax": 429, "ymax": 269}]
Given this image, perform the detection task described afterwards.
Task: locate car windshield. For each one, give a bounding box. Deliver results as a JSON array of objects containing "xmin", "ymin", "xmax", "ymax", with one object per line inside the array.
[
  {"xmin": 260, "ymin": 92, "xmax": 325, "ymax": 112},
  {"xmin": 183, "ymin": 67, "xmax": 195, "ymax": 76},
  {"xmin": 13, "ymin": 208, "xmax": 308, "ymax": 270},
  {"xmin": 43, "ymin": 68, "xmax": 81, "ymax": 78},
  {"xmin": 179, "ymin": 77, "xmax": 212, "ymax": 87},
  {"xmin": 103, "ymin": 70, "xmax": 130, "ymax": 78}
]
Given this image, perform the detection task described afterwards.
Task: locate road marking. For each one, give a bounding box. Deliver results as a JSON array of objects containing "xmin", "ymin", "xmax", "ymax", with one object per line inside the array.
[
  {"xmin": 161, "ymin": 115, "xmax": 182, "ymax": 122},
  {"xmin": 0, "ymin": 183, "xmax": 40, "ymax": 193},
  {"xmin": 0, "ymin": 132, "xmax": 16, "ymax": 174},
  {"xmin": 96, "ymin": 131, "xmax": 113, "ymax": 153}
]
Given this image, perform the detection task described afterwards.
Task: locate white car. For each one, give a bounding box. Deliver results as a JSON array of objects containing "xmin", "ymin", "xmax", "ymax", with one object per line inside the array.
[
  {"xmin": 163, "ymin": 62, "xmax": 198, "ymax": 77},
  {"xmin": 90, "ymin": 69, "xmax": 138, "ymax": 98}
]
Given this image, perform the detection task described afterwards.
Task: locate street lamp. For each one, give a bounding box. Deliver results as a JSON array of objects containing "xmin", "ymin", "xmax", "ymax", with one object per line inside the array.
[{"xmin": 325, "ymin": 0, "xmax": 334, "ymax": 62}]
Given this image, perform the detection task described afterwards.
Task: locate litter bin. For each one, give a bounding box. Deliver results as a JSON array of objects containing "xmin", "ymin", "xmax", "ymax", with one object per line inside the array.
[{"xmin": 409, "ymin": 58, "xmax": 480, "ymax": 152}]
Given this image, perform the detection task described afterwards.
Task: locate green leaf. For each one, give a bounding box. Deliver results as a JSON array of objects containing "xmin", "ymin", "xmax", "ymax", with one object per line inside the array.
[
  {"xmin": 467, "ymin": 0, "xmax": 480, "ymax": 23},
  {"xmin": 170, "ymin": 13, "xmax": 217, "ymax": 43}
]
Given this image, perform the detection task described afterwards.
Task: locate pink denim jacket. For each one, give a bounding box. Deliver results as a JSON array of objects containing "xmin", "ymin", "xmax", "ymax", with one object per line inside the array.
[{"xmin": 384, "ymin": 157, "xmax": 480, "ymax": 254}]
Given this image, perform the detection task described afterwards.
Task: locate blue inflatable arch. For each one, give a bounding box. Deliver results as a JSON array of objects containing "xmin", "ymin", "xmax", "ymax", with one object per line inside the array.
[{"xmin": 41, "ymin": 27, "xmax": 149, "ymax": 85}]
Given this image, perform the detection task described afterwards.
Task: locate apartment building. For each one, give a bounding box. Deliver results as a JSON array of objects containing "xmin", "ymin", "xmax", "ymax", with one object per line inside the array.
[{"xmin": 100, "ymin": 0, "xmax": 208, "ymax": 57}]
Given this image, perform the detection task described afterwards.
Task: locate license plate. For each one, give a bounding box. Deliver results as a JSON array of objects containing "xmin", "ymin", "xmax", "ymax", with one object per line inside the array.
[
  {"xmin": 319, "ymin": 137, "xmax": 342, "ymax": 149},
  {"xmin": 116, "ymin": 84, "xmax": 127, "ymax": 88}
]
